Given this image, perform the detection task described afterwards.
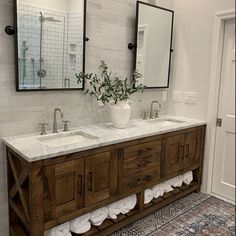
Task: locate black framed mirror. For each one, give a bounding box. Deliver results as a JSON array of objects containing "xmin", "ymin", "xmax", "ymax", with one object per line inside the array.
[
  {"xmin": 12, "ymin": 0, "xmax": 87, "ymax": 91},
  {"xmin": 134, "ymin": 1, "xmax": 174, "ymax": 89}
]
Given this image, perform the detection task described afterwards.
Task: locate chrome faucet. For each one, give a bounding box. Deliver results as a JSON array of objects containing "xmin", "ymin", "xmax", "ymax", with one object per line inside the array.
[
  {"xmin": 53, "ymin": 108, "xmax": 64, "ymax": 133},
  {"xmin": 150, "ymin": 101, "xmax": 162, "ymax": 119}
]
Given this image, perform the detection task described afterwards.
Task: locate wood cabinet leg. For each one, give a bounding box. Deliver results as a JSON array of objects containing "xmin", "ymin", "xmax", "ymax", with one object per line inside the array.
[
  {"xmin": 29, "ymin": 161, "xmax": 44, "ymax": 236},
  {"xmin": 136, "ymin": 191, "xmax": 145, "ymax": 211}
]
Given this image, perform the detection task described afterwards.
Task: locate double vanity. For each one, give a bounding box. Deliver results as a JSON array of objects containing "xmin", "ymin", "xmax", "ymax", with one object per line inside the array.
[{"xmin": 3, "ymin": 116, "xmax": 206, "ymax": 236}]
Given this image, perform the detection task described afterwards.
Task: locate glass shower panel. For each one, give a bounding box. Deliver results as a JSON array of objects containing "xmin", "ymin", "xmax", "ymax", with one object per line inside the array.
[{"xmin": 17, "ymin": 4, "xmax": 41, "ymax": 89}]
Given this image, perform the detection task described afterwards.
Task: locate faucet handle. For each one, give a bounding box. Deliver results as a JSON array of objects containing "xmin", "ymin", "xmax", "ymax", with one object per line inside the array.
[
  {"xmin": 39, "ymin": 123, "xmax": 48, "ymax": 135},
  {"xmin": 62, "ymin": 120, "xmax": 71, "ymax": 132},
  {"xmin": 155, "ymin": 110, "xmax": 160, "ymax": 119},
  {"xmin": 142, "ymin": 111, "xmax": 148, "ymax": 120}
]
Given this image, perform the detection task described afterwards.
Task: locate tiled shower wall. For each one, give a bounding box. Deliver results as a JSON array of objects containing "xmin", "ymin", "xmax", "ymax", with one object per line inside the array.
[
  {"xmin": 67, "ymin": 10, "xmax": 84, "ymax": 88},
  {"xmin": 17, "ymin": 2, "xmax": 84, "ymax": 89},
  {"xmin": 0, "ymin": 0, "xmax": 171, "ymax": 235}
]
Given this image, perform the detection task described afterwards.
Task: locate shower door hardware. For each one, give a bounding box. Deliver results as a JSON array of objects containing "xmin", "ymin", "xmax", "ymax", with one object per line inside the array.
[
  {"xmin": 5, "ymin": 25, "xmax": 16, "ymax": 35},
  {"xmin": 216, "ymin": 118, "xmax": 223, "ymax": 127}
]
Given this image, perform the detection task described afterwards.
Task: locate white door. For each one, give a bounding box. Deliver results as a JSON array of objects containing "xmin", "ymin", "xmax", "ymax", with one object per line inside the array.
[{"xmin": 212, "ymin": 19, "xmax": 235, "ymax": 202}]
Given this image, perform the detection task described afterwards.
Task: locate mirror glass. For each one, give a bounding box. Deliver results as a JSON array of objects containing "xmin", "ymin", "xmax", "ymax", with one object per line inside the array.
[
  {"xmin": 135, "ymin": 2, "xmax": 174, "ymax": 88},
  {"xmin": 16, "ymin": 0, "xmax": 86, "ymax": 91}
]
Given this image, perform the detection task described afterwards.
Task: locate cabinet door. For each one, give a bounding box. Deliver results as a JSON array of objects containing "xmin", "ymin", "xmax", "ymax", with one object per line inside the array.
[
  {"xmin": 85, "ymin": 151, "xmax": 118, "ymax": 206},
  {"xmin": 185, "ymin": 129, "xmax": 203, "ymax": 168},
  {"xmin": 44, "ymin": 158, "xmax": 85, "ymax": 221},
  {"xmin": 164, "ymin": 134, "xmax": 185, "ymax": 176}
]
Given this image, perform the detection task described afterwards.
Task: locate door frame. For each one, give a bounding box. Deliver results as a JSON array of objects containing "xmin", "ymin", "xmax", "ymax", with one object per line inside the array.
[{"xmin": 202, "ymin": 10, "xmax": 235, "ymax": 201}]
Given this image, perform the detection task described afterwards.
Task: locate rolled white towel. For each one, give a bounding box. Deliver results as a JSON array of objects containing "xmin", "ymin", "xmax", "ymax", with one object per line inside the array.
[
  {"xmin": 121, "ymin": 195, "xmax": 137, "ymax": 214},
  {"xmin": 90, "ymin": 207, "xmax": 108, "ymax": 226},
  {"xmin": 70, "ymin": 213, "xmax": 91, "ymax": 234},
  {"xmin": 183, "ymin": 171, "xmax": 193, "ymax": 185},
  {"xmin": 108, "ymin": 200, "xmax": 124, "ymax": 219},
  {"xmin": 163, "ymin": 180, "xmax": 174, "ymax": 193},
  {"xmin": 171, "ymin": 176, "xmax": 184, "ymax": 188},
  {"xmin": 144, "ymin": 189, "xmax": 153, "ymax": 204},
  {"xmin": 151, "ymin": 183, "xmax": 165, "ymax": 198},
  {"xmin": 44, "ymin": 222, "xmax": 71, "ymax": 236}
]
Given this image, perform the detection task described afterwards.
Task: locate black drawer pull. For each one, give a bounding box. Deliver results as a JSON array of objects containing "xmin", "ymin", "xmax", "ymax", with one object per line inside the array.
[
  {"xmin": 78, "ymin": 175, "xmax": 83, "ymax": 195},
  {"xmin": 137, "ymin": 160, "xmax": 151, "ymax": 168},
  {"xmin": 185, "ymin": 144, "xmax": 190, "ymax": 158},
  {"xmin": 180, "ymin": 145, "xmax": 185, "ymax": 160},
  {"xmin": 89, "ymin": 172, "xmax": 93, "ymax": 192},
  {"xmin": 144, "ymin": 175, "xmax": 152, "ymax": 181},
  {"xmin": 128, "ymin": 177, "xmax": 142, "ymax": 187}
]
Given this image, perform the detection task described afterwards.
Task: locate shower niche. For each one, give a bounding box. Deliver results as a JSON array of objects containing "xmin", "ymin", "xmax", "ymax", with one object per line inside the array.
[{"xmin": 13, "ymin": 0, "xmax": 87, "ymax": 91}]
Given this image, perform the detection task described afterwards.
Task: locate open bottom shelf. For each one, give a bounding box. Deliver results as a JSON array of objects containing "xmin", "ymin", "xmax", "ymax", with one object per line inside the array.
[{"xmin": 72, "ymin": 182, "xmax": 199, "ymax": 236}]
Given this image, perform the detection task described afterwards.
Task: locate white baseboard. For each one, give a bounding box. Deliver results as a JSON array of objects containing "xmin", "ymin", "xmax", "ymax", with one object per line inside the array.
[{"xmin": 210, "ymin": 192, "xmax": 235, "ymax": 205}]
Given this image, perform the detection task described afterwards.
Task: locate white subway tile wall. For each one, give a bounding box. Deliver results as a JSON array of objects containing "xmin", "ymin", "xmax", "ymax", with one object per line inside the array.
[
  {"xmin": 0, "ymin": 0, "xmax": 169, "ymax": 235},
  {"xmin": 17, "ymin": 2, "xmax": 84, "ymax": 89}
]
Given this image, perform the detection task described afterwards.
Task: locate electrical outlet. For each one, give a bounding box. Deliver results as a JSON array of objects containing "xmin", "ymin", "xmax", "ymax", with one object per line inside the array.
[
  {"xmin": 184, "ymin": 92, "xmax": 198, "ymax": 104},
  {"xmin": 172, "ymin": 91, "xmax": 182, "ymax": 103},
  {"xmin": 162, "ymin": 91, "xmax": 168, "ymax": 102}
]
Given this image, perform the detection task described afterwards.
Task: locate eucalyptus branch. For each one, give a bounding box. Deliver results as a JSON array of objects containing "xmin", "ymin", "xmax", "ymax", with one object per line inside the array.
[{"xmin": 76, "ymin": 61, "xmax": 145, "ymax": 105}]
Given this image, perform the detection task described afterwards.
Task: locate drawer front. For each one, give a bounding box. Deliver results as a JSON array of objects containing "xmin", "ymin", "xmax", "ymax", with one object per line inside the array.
[
  {"xmin": 123, "ymin": 140, "xmax": 162, "ymax": 177},
  {"xmin": 123, "ymin": 152, "xmax": 161, "ymax": 177},
  {"xmin": 124, "ymin": 140, "xmax": 162, "ymax": 162},
  {"xmin": 123, "ymin": 166, "xmax": 161, "ymax": 193}
]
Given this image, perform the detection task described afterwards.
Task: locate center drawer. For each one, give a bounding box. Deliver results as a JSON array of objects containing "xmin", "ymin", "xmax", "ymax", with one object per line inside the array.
[
  {"xmin": 123, "ymin": 140, "xmax": 162, "ymax": 177},
  {"xmin": 123, "ymin": 166, "xmax": 161, "ymax": 193}
]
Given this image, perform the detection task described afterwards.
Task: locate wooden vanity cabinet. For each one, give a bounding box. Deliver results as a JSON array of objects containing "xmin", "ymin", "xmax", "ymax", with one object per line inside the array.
[
  {"xmin": 85, "ymin": 151, "xmax": 118, "ymax": 206},
  {"xmin": 164, "ymin": 134, "xmax": 185, "ymax": 176},
  {"xmin": 6, "ymin": 125, "xmax": 206, "ymax": 236},
  {"xmin": 122, "ymin": 140, "xmax": 162, "ymax": 193},
  {"xmin": 44, "ymin": 159, "xmax": 85, "ymax": 221},
  {"xmin": 185, "ymin": 129, "xmax": 203, "ymax": 168},
  {"xmin": 44, "ymin": 150, "xmax": 118, "ymax": 222},
  {"xmin": 164, "ymin": 128, "xmax": 204, "ymax": 177}
]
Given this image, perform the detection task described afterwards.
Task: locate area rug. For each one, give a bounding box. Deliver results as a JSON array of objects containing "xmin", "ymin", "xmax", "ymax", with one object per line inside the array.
[{"xmin": 111, "ymin": 193, "xmax": 235, "ymax": 236}]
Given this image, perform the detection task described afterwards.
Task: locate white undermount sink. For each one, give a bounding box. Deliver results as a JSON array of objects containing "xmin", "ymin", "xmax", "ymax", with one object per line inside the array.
[
  {"xmin": 37, "ymin": 131, "xmax": 98, "ymax": 147},
  {"xmin": 147, "ymin": 118, "xmax": 186, "ymax": 125}
]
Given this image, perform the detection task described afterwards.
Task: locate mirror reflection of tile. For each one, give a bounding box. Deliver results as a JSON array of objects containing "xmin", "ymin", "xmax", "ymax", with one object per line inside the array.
[{"xmin": 17, "ymin": 1, "xmax": 84, "ymax": 89}]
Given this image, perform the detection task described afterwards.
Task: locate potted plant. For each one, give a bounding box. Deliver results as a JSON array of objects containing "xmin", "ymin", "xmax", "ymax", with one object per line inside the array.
[{"xmin": 76, "ymin": 61, "xmax": 145, "ymax": 129}]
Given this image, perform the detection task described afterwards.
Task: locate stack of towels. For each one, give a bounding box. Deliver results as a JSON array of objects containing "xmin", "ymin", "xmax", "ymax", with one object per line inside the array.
[
  {"xmin": 45, "ymin": 172, "xmax": 194, "ymax": 234},
  {"xmin": 147, "ymin": 171, "xmax": 194, "ymax": 203},
  {"xmin": 44, "ymin": 223, "xmax": 71, "ymax": 236},
  {"xmin": 108, "ymin": 195, "xmax": 137, "ymax": 218},
  {"xmin": 44, "ymin": 195, "xmax": 137, "ymax": 235},
  {"xmin": 70, "ymin": 213, "xmax": 91, "ymax": 234}
]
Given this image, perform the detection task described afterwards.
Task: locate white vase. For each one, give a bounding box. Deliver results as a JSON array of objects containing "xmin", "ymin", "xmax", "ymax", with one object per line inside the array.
[{"xmin": 109, "ymin": 101, "xmax": 133, "ymax": 129}]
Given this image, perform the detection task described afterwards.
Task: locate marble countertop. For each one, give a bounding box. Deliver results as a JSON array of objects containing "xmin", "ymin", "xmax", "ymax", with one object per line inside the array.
[{"xmin": 2, "ymin": 116, "xmax": 206, "ymax": 162}]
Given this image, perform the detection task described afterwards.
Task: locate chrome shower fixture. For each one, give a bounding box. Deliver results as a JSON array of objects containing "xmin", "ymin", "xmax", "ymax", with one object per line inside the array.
[{"xmin": 39, "ymin": 12, "xmax": 61, "ymax": 23}]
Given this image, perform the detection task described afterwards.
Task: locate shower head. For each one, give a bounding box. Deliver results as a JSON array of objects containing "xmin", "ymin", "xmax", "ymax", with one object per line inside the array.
[
  {"xmin": 39, "ymin": 13, "xmax": 61, "ymax": 23},
  {"xmin": 43, "ymin": 17, "xmax": 61, "ymax": 22}
]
